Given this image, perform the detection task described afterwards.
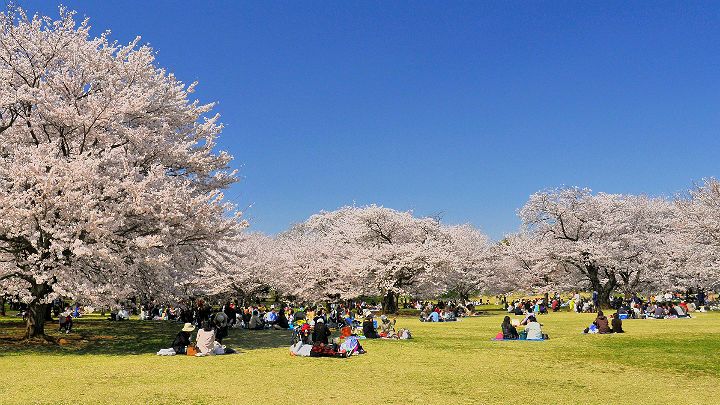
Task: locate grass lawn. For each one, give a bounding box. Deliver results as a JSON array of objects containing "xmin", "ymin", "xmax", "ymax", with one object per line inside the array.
[{"xmin": 1, "ymin": 310, "xmax": 719, "ymax": 404}]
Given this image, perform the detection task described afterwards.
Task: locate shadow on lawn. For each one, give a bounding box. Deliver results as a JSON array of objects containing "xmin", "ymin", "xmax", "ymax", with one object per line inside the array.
[{"xmin": 0, "ymin": 317, "xmax": 291, "ymax": 356}]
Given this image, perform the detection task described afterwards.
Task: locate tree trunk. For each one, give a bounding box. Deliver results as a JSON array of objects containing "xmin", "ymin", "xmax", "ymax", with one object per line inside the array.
[
  {"xmin": 382, "ymin": 291, "xmax": 398, "ymax": 314},
  {"xmin": 585, "ymin": 264, "xmax": 616, "ymax": 309},
  {"xmin": 0, "ymin": 296, "xmax": 5, "ymax": 316},
  {"xmin": 25, "ymin": 301, "xmax": 48, "ymax": 339}
]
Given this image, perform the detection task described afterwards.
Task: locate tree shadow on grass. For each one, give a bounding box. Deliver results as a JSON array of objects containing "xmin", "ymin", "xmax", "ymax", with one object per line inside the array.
[{"xmin": 0, "ymin": 317, "xmax": 291, "ymax": 356}]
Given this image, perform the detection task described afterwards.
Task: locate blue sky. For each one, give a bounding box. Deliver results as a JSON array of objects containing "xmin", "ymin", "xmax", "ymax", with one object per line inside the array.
[{"xmin": 17, "ymin": 1, "xmax": 720, "ymax": 239}]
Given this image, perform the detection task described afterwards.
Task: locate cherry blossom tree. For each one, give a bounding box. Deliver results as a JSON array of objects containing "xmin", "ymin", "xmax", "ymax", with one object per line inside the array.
[
  {"xmin": 439, "ymin": 224, "xmax": 497, "ymax": 301},
  {"xmin": 271, "ymin": 205, "xmax": 448, "ymax": 312},
  {"xmin": 496, "ymin": 231, "xmax": 565, "ymax": 295},
  {"xmin": 673, "ymin": 178, "xmax": 720, "ymax": 291},
  {"xmin": 192, "ymin": 233, "xmax": 274, "ymax": 304},
  {"xmin": 0, "ymin": 7, "xmax": 244, "ymax": 338},
  {"xmin": 519, "ymin": 187, "xmax": 675, "ymax": 307}
]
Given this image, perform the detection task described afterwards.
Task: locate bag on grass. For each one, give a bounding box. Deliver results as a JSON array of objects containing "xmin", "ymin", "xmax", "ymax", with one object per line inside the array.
[
  {"xmin": 212, "ymin": 341, "xmax": 225, "ymax": 355},
  {"xmin": 186, "ymin": 345, "xmax": 198, "ymax": 356}
]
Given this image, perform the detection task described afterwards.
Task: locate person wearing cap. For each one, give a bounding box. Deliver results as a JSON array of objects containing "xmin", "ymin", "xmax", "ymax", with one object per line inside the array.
[
  {"xmin": 172, "ymin": 323, "xmax": 195, "ymax": 354},
  {"xmin": 362, "ymin": 313, "xmax": 380, "ymax": 339}
]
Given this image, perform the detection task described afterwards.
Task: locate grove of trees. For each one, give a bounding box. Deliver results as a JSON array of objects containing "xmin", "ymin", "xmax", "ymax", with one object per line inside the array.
[{"xmin": 0, "ymin": 7, "xmax": 719, "ymax": 339}]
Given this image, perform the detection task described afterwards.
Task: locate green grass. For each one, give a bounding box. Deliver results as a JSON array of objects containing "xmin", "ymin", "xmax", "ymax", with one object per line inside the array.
[{"xmin": 1, "ymin": 310, "xmax": 719, "ymax": 404}]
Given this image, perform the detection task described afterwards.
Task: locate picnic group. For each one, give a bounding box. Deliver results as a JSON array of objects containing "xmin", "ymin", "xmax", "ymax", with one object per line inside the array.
[{"xmin": 154, "ymin": 300, "xmax": 415, "ymax": 358}]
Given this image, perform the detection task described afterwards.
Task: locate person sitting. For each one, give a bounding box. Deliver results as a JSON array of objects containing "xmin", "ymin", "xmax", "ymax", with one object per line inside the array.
[
  {"xmin": 313, "ymin": 308, "xmax": 327, "ymax": 325},
  {"xmin": 196, "ymin": 321, "xmax": 216, "ymax": 355},
  {"xmin": 524, "ymin": 316, "xmax": 544, "ymax": 340},
  {"xmin": 426, "ymin": 310, "xmax": 440, "ymax": 323},
  {"xmin": 58, "ymin": 307, "xmax": 73, "ymax": 334},
  {"xmin": 117, "ymin": 308, "xmax": 130, "ymax": 321},
  {"xmin": 593, "ymin": 311, "xmax": 611, "ymax": 334},
  {"xmin": 653, "ymin": 304, "xmax": 666, "ymax": 319},
  {"xmin": 265, "ymin": 307, "xmax": 279, "ymax": 327},
  {"xmin": 442, "ymin": 310, "xmax": 457, "ymax": 322},
  {"xmin": 611, "ymin": 313, "xmax": 624, "ymax": 333},
  {"xmin": 312, "ymin": 318, "xmax": 332, "ymax": 345},
  {"xmin": 362, "ymin": 314, "xmax": 380, "ymax": 339},
  {"xmin": 673, "ymin": 303, "xmax": 690, "ymax": 318},
  {"xmin": 248, "ymin": 310, "xmax": 264, "ymax": 330},
  {"xmin": 213, "ymin": 311, "xmax": 229, "ymax": 343},
  {"xmin": 274, "ymin": 308, "xmax": 290, "ymax": 330},
  {"xmin": 172, "ymin": 323, "xmax": 195, "ymax": 354},
  {"xmin": 501, "ymin": 316, "xmax": 519, "ymax": 340},
  {"xmin": 520, "ymin": 312, "xmax": 535, "ymax": 326},
  {"xmin": 379, "ymin": 315, "xmax": 397, "ymax": 338}
]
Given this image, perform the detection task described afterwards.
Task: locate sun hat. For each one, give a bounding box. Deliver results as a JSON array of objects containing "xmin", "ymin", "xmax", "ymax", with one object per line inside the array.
[
  {"xmin": 316, "ymin": 318, "xmax": 324, "ymax": 323},
  {"xmin": 380, "ymin": 315, "xmax": 388, "ymax": 322},
  {"xmin": 182, "ymin": 323, "xmax": 195, "ymax": 332}
]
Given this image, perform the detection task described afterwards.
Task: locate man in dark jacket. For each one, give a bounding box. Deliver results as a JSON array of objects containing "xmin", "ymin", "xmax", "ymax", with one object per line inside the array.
[{"xmin": 312, "ymin": 318, "xmax": 332, "ymax": 344}]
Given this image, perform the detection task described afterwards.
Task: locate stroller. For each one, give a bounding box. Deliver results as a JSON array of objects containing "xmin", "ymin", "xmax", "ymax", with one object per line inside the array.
[{"xmin": 291, "ymin": 323, "xmax": 312, "ymax": 345}]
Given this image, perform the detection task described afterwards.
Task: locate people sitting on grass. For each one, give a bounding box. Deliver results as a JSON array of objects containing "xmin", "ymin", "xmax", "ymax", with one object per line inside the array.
[
  {"xmin": 274, "ymin": 308, "xmax": 290, "ymax": 330},
  {"xmin": 524, "ymin": 316, "xmax": 544, "ymax": 340},
  {"xmin": 442, "ymin": 309, "xmax": 457, "ymax": 322},
  {"xmin": 379, "ymin": 315, "xmax": 397, "ymax": 338},
  {"xmin": 501, "ymin": 316, "xmax": 519, "ymax": 340},
  {"xmin": 59, "ymin": 307, "xmax": 73, "ymax": 334},
  {"xmin": 611, "ymin": 312, "xmax": 624, "ymax": 333},
  {"xmin": 362, "ymin": 313, "xmax": 380, "ymax": 338},
  {"xmin": 172, "ymin": 323, "xmax": 195, "ymax": 354},
  {"xmin": 264, "ymin": 306, "xmax": 278, "ymax": 327},
  {"xmin": 593, "ymin": 310, "xmax": 611, "ymax": 334},
  {"xmin": 213, "ymin": 311, "xmax": 229, "ymax": 343},
  {"xmin": 425, "ymin": 309, "xmax": 440, "ymax": 322},
  {"xmin": 673, "ymin": 303, "xmax": 691, "ymax": 318},
  {"xmin": 249, "ymin": 310, "xmax": 264, "ymax": 330},
  {"xmin": 653, "ymin": 304, "xmax": 666, "ymax": 319},
  {"xmin": 196, "ymin": 321, "xmax": 216, "ymax": 355},
  {"xmin": 312, "ymin": 318, "xmax": 332, "ymax": 344}
]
